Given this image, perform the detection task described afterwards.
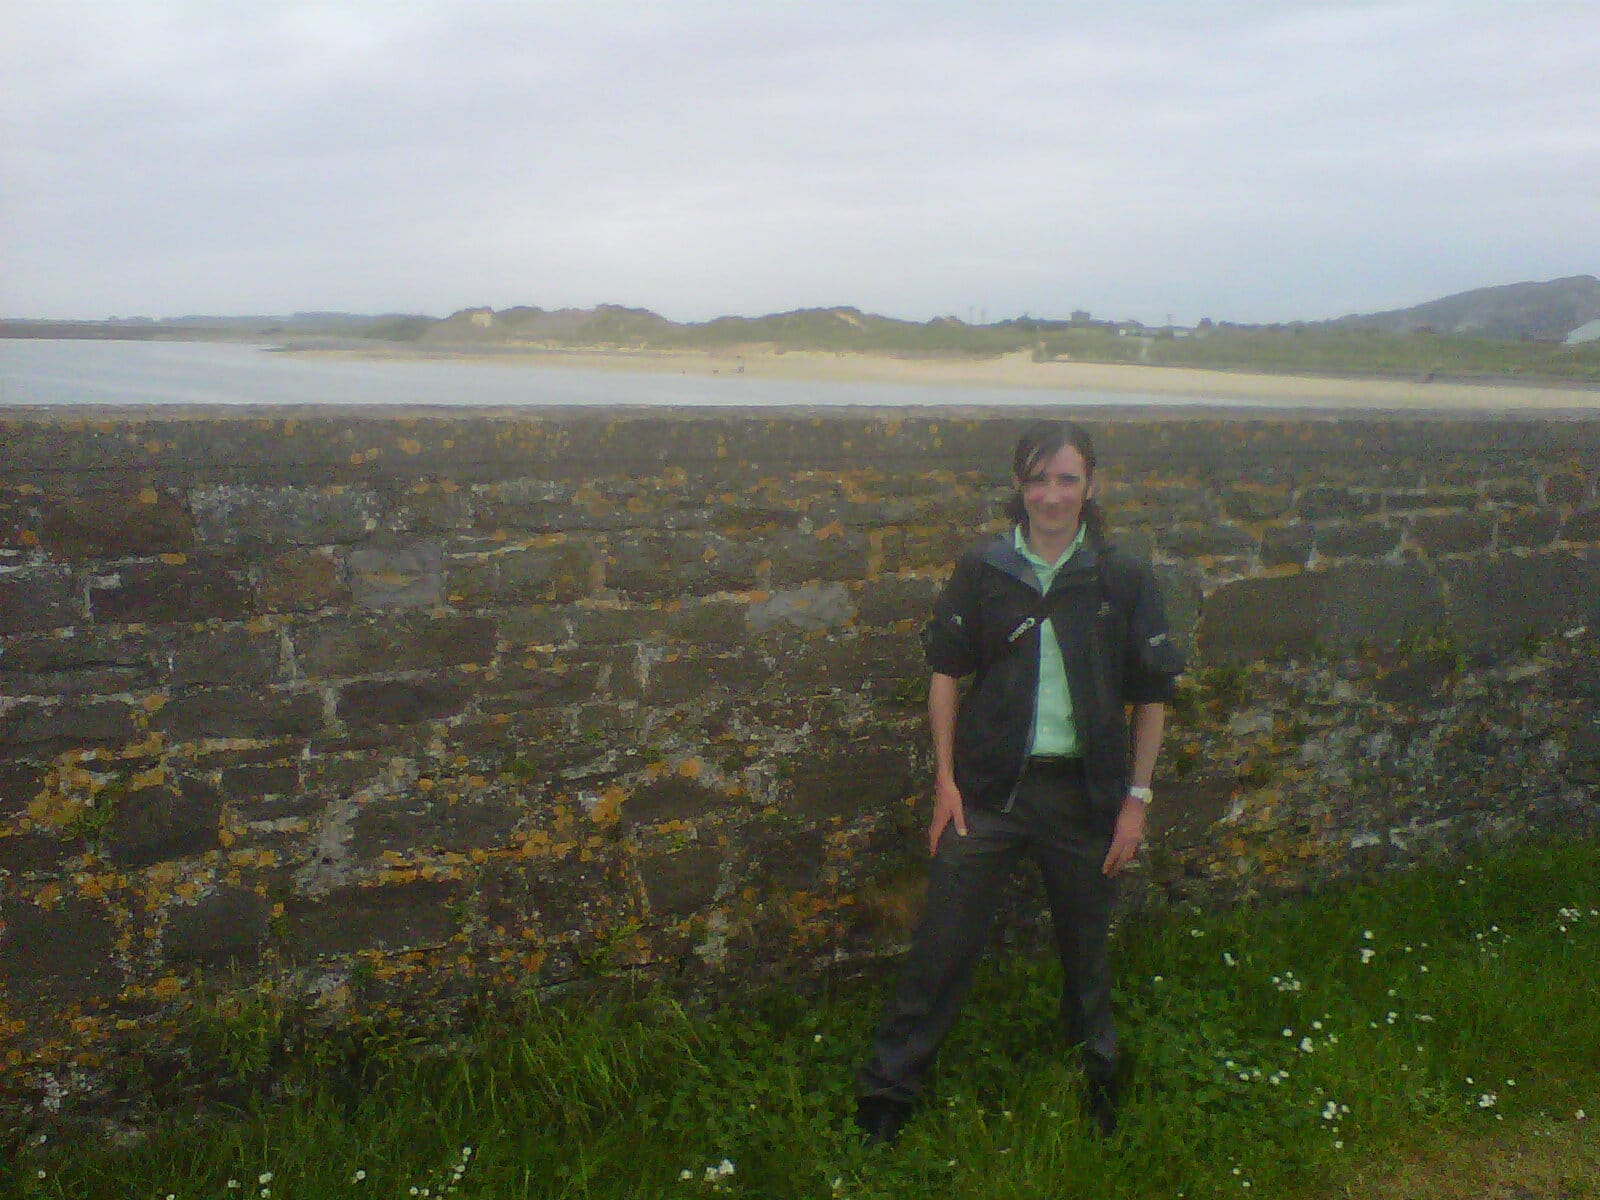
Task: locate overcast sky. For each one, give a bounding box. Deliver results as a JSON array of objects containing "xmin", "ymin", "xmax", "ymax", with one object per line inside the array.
[{"xmin": 3, "ymin": 1, "xmax": 1597, "ymax": 325}]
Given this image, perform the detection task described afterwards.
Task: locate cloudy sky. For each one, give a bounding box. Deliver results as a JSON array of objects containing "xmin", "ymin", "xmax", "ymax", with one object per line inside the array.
[{"xmin": 3, "ymin": 1, "xmax": 1596, "ymax": 325}]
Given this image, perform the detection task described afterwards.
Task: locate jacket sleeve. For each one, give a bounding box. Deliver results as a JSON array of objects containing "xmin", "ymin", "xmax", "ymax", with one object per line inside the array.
[
  {"xmin": 1122, "ymin": 560, "xmax": 1185, "ymax": 704},
  {"xmin": 921, "ymin": 552, "xmax": 983, "ymax": 678}
]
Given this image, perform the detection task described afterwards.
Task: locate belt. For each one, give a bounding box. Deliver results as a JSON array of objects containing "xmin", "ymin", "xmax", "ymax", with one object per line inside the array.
[{"xmin": 1027, "ymin": 755, "xmax": 1083, "ymax": 771}]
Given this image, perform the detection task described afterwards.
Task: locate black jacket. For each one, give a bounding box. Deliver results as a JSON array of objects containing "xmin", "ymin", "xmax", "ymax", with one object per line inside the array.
[{"xmin": 922, "ymin": 533, "xmax": 1184, "ymax": 825}]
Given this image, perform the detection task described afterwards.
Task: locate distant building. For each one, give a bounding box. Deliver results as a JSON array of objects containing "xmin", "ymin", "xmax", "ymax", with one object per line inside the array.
[{"xmin": 1565, "ymin": 318, "xmax": 1600, "ymax": 345}]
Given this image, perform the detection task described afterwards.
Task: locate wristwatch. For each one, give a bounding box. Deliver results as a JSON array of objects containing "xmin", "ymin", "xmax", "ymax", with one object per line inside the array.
[{"xmin": 1127, "ymin": 786, "xmax": 1153, "ymax": 806}]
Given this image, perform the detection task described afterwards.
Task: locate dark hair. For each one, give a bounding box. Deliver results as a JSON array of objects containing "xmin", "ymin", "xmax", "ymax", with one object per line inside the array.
[{"xmin": 1003, "ymin": 420, "xmax": 1108, "ymax": 545}]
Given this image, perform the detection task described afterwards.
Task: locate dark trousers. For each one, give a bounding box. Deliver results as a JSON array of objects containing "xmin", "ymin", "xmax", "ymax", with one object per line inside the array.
[{"xmin": 857, "ymin": 759, "xmax": 1118, "ymax": 1105}]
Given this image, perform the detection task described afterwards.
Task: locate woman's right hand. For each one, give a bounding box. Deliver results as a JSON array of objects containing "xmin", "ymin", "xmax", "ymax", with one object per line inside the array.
[{"xmin": 928, "ymin": 777, "xmax": 967, "ymax": 856}]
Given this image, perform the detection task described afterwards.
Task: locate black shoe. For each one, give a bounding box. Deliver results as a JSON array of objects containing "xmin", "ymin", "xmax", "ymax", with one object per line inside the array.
[
  {"xmin": 1083, "ymin": 1079, "xmax": 1118, "ymax": 1138},
  {"xmin": 854, "ymin": 1096, "xmax": 911, "ymax": 1147}
]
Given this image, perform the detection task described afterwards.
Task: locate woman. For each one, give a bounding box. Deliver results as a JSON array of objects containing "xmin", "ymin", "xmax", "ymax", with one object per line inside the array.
[{"xmin": 855, "ymin": 420, "xmax": 1183, "ymax": 1143}]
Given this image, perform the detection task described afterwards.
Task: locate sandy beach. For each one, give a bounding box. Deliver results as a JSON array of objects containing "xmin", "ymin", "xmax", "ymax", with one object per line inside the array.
[{"xmin": 300, "ymin": 344, "xmax": 1600, "ymax": 412}]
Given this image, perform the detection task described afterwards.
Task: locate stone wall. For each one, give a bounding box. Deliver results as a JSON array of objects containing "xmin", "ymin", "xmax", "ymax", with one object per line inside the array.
[{"xmin": 2, "ymin": 407, "xmax": 1598, "ymax": 1105}]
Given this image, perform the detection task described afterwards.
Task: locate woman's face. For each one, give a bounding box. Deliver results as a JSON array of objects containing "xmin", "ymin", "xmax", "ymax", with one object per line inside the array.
[{"xmin": 1016, "ymin": 442, "xmax": 1093, "ymax": 543}]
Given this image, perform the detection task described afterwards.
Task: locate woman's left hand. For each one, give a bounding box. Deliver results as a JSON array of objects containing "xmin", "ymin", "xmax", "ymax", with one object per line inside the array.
[{"xmin": 1102, "ymin": 796, "xmax": 1146, "ymax": 876}]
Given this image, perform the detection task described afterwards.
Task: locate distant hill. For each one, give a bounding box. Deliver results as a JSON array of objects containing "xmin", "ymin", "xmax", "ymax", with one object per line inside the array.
[{"xmin": 1326, "ymin": 275, "xmax": 1600, "ymax": 342}]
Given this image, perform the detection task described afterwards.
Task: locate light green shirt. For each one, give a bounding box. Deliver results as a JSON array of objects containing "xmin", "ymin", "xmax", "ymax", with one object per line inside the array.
[{"xmin": 1014, "ymin": 523, "xmax": 1085, "ymax": 758}]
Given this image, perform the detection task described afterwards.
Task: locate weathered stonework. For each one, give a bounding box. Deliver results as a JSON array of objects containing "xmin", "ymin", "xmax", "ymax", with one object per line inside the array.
[{"xmin": 1, "ymin": 406, "xmax": 1597, "ymax": 1120}]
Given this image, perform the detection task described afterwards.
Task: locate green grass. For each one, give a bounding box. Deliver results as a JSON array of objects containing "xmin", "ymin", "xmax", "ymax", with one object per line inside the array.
[
  {"xmin": 1036, "ymin": 326, "xmax": 1600, "ymax": 384},
  {"xmin": 9, "ymin": 837, "xmax": 1599, "ymax": 1199}
]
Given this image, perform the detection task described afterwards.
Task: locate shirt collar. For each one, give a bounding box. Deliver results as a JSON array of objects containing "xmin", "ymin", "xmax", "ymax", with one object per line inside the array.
[{"xmin": 1014, "ymin": 522, "xmax": 1085, "ymax": 572}]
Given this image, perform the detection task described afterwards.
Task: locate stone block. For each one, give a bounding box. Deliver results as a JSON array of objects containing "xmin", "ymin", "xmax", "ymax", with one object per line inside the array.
[
  {"xmin": 191, "ymin": 484, "xmax": 380, "ymax": 545},
  {"xmin": 766, "ymin": 529, "xmax": 871, "ymax": 586},
  {"xmin": 880, "ymin": 526, "xmax": 976, "ymax": 574},
  {"xmin": 352, "ymin": 793, "xmax": 524, "ymax": 857},
  {"xmin": 0, "ymin": 567, "xmax": 79, "ymax": 634},
  {"xmin": 162, "ymin": 885, "xmax": 270, "ymax": 969},
  {"xmin": 284, "ymin": 879, "xmax": 464, "ymax": 959},
  {"xmin": 785, "ymin": 742, "xmax": 918, "ymax": 819},
  {"xmin": 0, "ymin": 763, "xmax": 47, "ymax": 819},
  {"xmin": 39, "ymin": 490, "xmax": 194, "ymax": 561},
  {"xmin": 622, "ymin": 775, "xmax": 723, "ymax": 828},
  {"xmin": 774, "ymin": 631, "xmax": 915, "ymax": 691},
  {"xmin": 1313, "ymin": 521, "xmax": 1399, "ymax": 560},
  {"xmin": 1481, "ymin": 480, "xmax": 1538, "ymax": 505},
  {"xmin": 745, "ymin": 829, "xmax": 827, "ymax": 893},
  {"xmin": 1159, "ymin": 524, "xmax": 1257, "ymax": 560},
  {"xmin": 257, "ymin": 548, "xmax": 349, "ymax": 612},
  {"xmin": 170, "ymin": 626, "xmax": 282, "ymax": 687},
  {"xmin": 337, "ymin": 679, "xmax": 470, "ymax": 728},
  {"xmin": 637, "ymin": 845, "xmax": 723, "ymax": 917},
  {"xmin": 1317, "ymin": 563, "xmax": 1447, "ymax": 653},
  {"xmin": 1381, "ymin": 489, "xmax": 1476, "ymax": 514},
  {"xmin": 217, "ymin": 762, "xmax": 301, "ymax": 806},
  {"xmin": 1147, "ymin": 779, "xmax": 1232, "ymax": 850},
  {"xmin": 0, "ymin": 830, "xmax": 75, "ymax": 876},
  {"xmin": 604, "ymin": 532, "xmax": 761, "ymax": 600},
  {"xmin": 851, "ymin": 576, "xmax": 940, "ymax": 628},
  {"xmin": 1410, "ymin": 514, "xmax": 1494, "ymax": 556},
  {"xmin": 1497, "ymin": 510, "xmax": 1560, "ymax": 549},
  {"xmin": 1544, "ymin": 473, "xmax": 1590, "ymax": 506},
  {"xmin": 1197, "ymin": 574, "xmax": 1321, "ymax": 665},
  {"xmin": 746, "ymin": 584, "xmax": 856, "ymax": 634},
  {"xmin": 1371, "ymin": 654, "xmax": 1457, "ymax": 704},
  {"xmin": 1562, "ymin": 509, "xmax": 1600, "ymax": 545},
  {"xmin": 0, "ymin": 698, "xmax": 139, "ymax": 754},
  {"xmin": 349, "ymin": 540, "xmax": 444, "ymax": 609},
  {"xmin": 482, "ymin": 649, "xmax": 607, "ymax": 708},
  {"xmin": 383, "ymin": 484, "xmax": 475, "ymax": 534},
  {"xmin": 665, "ymin": 600, "xmax": 750, "ymax": 650},
  {"xmin": 1298, "ymin": 486, "xmax": 1379, "ymax": 521},
  {"xmin": 0, "ymin": 627, "xmax": 164, "ymax": 696},
  {"xmin": 479, "ymin": 852, "xmax": 631, "ymax": 936},
  {"xmin": 640, "ymin": 651, "xmax": 759, "ymax": 705},
  {"xmin": 153, "ymin": 687, "xmax": 323, "ymax": 742},
  {"xmin": 1260, "ymin": 524, "xmax": 1313, "ymax": 568},
  {"xmin": 104, "ymin": 776, "xmax": 223, "ymax": 867},
  {"xmin": 89, "ymin": 555, "xmax": 255, "ymax": 624},
  {"xmin": 1221, "ymin": 485, "xmax": 1293, "ymax": 522},
  {"xmin": 1442, "ymin": 553, "xmax": 1600, "ymax": 650},
  {"xmin": 500, "ymin": 606, "xmax": 577, "ymax": 648},
  {"xmin": 447, "ymin": 542, "xmax": 593, "ymax": 606},
  {"xmin": 295, "ymin": 614, "xmax": 498, "ymax": 678},
  {"xmin": 0, "ymin": 898, "xmax": 121, "ymax": 1006}
]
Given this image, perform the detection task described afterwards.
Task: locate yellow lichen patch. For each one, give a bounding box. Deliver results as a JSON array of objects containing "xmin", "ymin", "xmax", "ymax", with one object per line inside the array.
[
  {"xmin": 120, "ymin": 733, "xmax": 166, "ymax": 758},
  {"xmin": 140, "ymin": 693, "xmax": 168, "ymax": 713},
  {"xmin": 676, "ymin": 758, "xmax": 703, "ymax": 780},
  {"xmin": 150, "ymin": 976, "xmax": 184, "ymax": 1001},
  {"xmin": 159, "ymin": 552, "xmax": 187, "ymax": 566},
  {"xmin": 589, "ymin": 785, "xmax": 626, "ymax": 827},
  {"xmin": 138, "ymin": 486, "xmax": 159, "ymax": 503},
  {"xmin": 398, "ymin": 438, "xmax": 422, "ymax": 456},
  {"xmin": 128, "ymin": 765, "xmax": 167, "ymax": 790}
]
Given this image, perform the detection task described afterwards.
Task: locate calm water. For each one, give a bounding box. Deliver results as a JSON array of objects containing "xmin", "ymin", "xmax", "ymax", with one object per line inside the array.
[{"xmin": 0, "ymin": 338, "xmax": 1254, "ymax": 409}]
